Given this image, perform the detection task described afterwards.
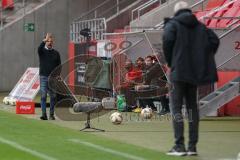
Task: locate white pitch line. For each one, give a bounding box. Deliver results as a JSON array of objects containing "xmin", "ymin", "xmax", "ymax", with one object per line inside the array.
[
  {"xmin": 0, "ymin": 136, "xmax": 58, "ymax": 160},
  {"xmin": 69, "ymin": 139, "xmax": 146, "ymax": 160},
  {"xmin": 69, "ymin": 139, "xmax": 147, "ymax": 160}
]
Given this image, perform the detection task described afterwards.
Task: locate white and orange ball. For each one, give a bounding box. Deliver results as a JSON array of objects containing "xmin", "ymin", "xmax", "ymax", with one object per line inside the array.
[
  {"xmin": 110, "ymin": 112, "xmax": 123, "ymax": 125},
  {"xmin": 141, "ymin": 107, "xmax": 153, "ymax": 119}
]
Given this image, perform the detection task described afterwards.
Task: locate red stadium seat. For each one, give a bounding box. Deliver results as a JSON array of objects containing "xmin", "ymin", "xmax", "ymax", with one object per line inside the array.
[
  {"xmin": 232, "ymin": 0, "xmax": 240, "ymax": 7},
  {"xmin": 217, "ymin": 6, "xmax": 240, "ymax": 28},
  {"xmin": 207, "ymin": 9, "xmax": 228, "ymax": 28},
  {"xmin": 1, "ymin": 0, "xmax": 14, "ymax": 9},
  {"xmin": 194, "ymin": 11, "xmax": 214, "ymax": 25},
  {"xmin": 230, "ymin": 9, "xmax": 240, "ymax": 28},
  {"xmin": 205, "ymin": 0, "xmax": 226, "ymax": 10}
]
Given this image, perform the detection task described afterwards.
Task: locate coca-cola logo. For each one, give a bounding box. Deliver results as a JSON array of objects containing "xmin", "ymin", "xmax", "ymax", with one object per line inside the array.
[{"xmin": 19, "ymin": 105, "xmax": 32, "ymax": 110}]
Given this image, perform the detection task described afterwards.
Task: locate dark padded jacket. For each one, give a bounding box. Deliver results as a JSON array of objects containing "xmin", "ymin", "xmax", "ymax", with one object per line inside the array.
[{"xmin": 163, "ymin": 9, "xmax": 220, "ymax": 85}]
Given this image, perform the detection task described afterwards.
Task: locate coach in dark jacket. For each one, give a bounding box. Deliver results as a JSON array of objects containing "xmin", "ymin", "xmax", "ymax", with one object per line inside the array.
[
  {"xmin": 163, "ymin": 1, "xmax": 219, "ymax": 156},
  {"xmin": 163, "ymin": 9, "xmax": 219, "ymax": 85},
  {"xmin": 38, "ymin": 33, "xmax": 61, "ymax": 120}
]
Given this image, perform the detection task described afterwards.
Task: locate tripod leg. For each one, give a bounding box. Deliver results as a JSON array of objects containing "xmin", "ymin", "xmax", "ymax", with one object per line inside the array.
[
  {"xmin": 91, "ymin": 127, "xmax": 105, "ymax": 132},
  {"xmin": 80, "ymin": 113, "xmax": 104, "ymax": 132}
]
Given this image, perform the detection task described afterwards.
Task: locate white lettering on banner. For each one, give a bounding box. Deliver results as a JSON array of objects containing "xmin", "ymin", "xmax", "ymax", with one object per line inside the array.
[
  {"xmin": 19, "ymin": 105, "xmax": 32, "ymax": 111},
  {"xmin": 97, "ymin": 40, "xmax": 112, "ymax": 58},
  {"xmin": 8, "ymin": 68, "xmax": 40, "ymax": 101}
]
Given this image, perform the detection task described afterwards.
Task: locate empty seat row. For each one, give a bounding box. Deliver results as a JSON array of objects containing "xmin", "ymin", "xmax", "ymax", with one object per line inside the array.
[{"xmin": 194, "ymin": 0, "xmax": 240, "ymax": 29}]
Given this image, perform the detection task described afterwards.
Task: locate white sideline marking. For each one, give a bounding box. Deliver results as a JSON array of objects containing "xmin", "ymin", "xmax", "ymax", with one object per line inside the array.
[
  {"xmin": 0, "ymin": 137, "xmax": 57, "ymax": 160},
  {"xmin": 69, "ymin": 139, "xmax": 146, "ymax": 160}
]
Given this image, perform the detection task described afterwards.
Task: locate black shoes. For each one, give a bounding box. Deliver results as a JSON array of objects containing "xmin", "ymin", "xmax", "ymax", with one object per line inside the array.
[
  {"xmin": 167, "ymin": 146, "xmax": 198, "ymax": 156},
  {"xmin": 49, "ymin": 115, "xmax": 55, "ymax": 120},
  {"xmin": 166, "ymin": 146, "xmax": 187, "ymax": 156},
  {"xmin": 187, "ymin": 147, "xmax": 198, "ymax": 156},
  {"xmin": 40, "ymin": 114, "xmax": 55, "ymax": 120},
  {"xmin": 40, "ymin": 115, "xmax": 48, "ymax": 120}
]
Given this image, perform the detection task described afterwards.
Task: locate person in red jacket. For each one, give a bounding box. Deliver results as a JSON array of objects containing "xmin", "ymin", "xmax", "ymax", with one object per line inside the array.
[
  {"xmin": 116, "ymin": 59, "xmax": 143, "ymax": 107},
  {"xmin": 124, "ymin": 59, "xmax": 143, "ymax": 87}
]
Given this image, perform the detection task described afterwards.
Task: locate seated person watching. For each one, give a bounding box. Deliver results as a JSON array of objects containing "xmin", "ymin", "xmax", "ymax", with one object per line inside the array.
[{"xmin": 137, "ymin": 55, "xmax": 170, "ymax": 114}]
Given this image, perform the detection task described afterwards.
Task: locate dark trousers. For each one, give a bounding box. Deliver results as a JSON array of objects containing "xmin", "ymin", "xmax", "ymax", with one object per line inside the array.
[
  {"xmin": 169, "ymin": 81, "xmax": 199, "ymax": 150},
  {"xmin": 159, "ymin": 95, "xmax": 170, "ymax": 112}
]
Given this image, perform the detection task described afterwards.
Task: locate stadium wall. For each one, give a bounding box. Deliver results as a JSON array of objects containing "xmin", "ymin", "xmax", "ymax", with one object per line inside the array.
[{"xmin": 0, "ymin": 0, "xmax": 105, "ymax": 91}]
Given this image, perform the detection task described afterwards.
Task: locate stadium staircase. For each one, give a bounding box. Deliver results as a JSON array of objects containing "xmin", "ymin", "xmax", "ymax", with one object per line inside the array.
[
  {"xmin": 0, "ymin": 0, "xmax": 50, "ymax": 30},
  {"xmin": 195, "ymin": 0, "xmax": 240, "ymax": 117},
  {"xmin": 199, "ymin": 76, "xmax": 240, "ymax": 118}
]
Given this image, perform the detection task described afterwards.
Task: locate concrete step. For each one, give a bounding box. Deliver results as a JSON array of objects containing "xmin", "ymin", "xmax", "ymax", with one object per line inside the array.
[{"xmin": 199, "ymin": 76, "xmax": 240, "ymax": 118}]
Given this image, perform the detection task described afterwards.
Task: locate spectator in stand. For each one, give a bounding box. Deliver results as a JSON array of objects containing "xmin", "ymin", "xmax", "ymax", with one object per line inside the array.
[{"xmin": 138, "ymin": 55, "xmax": 169, "ymax": 112}]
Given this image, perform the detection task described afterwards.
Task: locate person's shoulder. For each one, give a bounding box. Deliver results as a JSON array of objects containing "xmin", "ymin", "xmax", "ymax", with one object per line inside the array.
[{"xmin": 164, "ymin": 17, "xmax": 178, "ymax": 30}]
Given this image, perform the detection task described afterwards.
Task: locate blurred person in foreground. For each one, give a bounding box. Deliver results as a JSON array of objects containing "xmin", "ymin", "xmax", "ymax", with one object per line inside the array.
[
  {"xmin": 38, "ymin": 33, "xmax": 61, "ymax": 120},
  {"xmin": 163, "ymin": 1, "xmax": 219, "ymax": 156}
]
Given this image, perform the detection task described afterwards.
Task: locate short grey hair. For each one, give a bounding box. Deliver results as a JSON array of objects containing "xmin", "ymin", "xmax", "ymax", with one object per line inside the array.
[{"xmin": 174, "ymin": 1, "xmax": 189, "ymax": 14}]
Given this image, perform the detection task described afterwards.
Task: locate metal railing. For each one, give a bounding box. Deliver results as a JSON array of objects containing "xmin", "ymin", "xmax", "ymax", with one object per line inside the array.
[
  {"xmin": 70, "ymin": 18, "xmax": 107, "ymax": 43},
  {"xmin": 71, "ymin": 0, "xmax": 141, "ymax": 43},
  {"xmin": 131, "ymin": 0, "xmax": 167, "ymax": 21},
  {"xmin": 0, "ymin": 0, "xmax": 24, "ymax": 28},
  {"xmin": 153, "ymin": 0, "xmax": 237, "ymax": 29},
  {"xmin": 74, "ymin": 0, "xmax": 138, "ymax": 22},
  {"xmin": 0, "ymin": 0, "xmax": 48, "ymax": 29},
  {"xmin": 74, "ymin": 0, "xmax": 113, "ymax": 21},
  {"xmin": 198, "ymin": 0, "xmax": 238, "ymax": 22},
  {"xmin": 203, "ymin": 17, "xmax": 240, "ymax": 30},
  {"xmin": 153, "ymin": 0, "xmax": 208, "ymax": 29}
]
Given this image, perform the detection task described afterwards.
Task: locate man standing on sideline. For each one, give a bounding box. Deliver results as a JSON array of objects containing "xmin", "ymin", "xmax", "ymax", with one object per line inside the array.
[
  {"xmin": 163, "ymin": 1, "xmax": 219, "ymax": 156},
  {"xmin": 38, "ymin": 33, "xmax": 61, "ymax": 120}
]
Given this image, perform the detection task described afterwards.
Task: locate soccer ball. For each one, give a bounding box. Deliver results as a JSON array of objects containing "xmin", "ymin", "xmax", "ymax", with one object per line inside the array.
[
  {"xmin": 9, "ymin": 98, "xmax": 16, "ymax": 106},
  {"xmin": 110, "ymin": 112, "xmax": 123, "ymax": 125},
  {"xmin": 141, "ymin": 107, "xmax": 153, "ymax": 119},
  {"xmin": 3, "ymin": 97, "xmax": 10, "ymax": 105}
]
